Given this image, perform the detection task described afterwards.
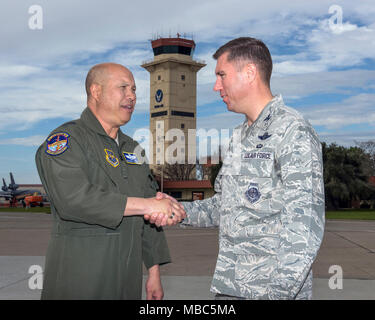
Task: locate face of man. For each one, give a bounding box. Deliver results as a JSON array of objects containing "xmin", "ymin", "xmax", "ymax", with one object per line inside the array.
[
  {"xmin": 95, "ymin": 65, "xmax": 136, "ymax": 128},
  {"xmin": 213, "ymin": 52, "xmax": 250, "ymax": 114}
]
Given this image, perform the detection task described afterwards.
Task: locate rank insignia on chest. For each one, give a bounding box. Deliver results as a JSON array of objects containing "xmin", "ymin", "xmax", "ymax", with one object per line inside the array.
[
  {"xmin": 45, "ymin": 132, "xmax": 70, "ymax": 156},
  {"xmin": 245, "ymin": 182, "xmax": 261, "ymax": 203},
  {"xmin": 122, "ymin": 152, "xmax": 140, "ymax": 165},
  {"xmin": 264, "ymin": 114, "xmax": 271, "ymax": 122},
  {"xmin": 104, "ymin": 149, "xmax": 119, "ymax": 168}
]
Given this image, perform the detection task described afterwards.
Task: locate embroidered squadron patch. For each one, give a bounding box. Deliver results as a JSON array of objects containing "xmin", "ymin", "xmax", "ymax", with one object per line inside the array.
[
  {"xmin": 45, "ymin": 132, "xmax": 70, "ymax": 156},
  {"xmin": 123, "ymin": 152, "xmax": 140, "ymax": 165},
  {"xmin": 245, "ymin": 183, "xmax": 261, "ymax": 203},
  {"xmin": 104, "ymin": 149, "xmax": 119, "ymax": 168}
]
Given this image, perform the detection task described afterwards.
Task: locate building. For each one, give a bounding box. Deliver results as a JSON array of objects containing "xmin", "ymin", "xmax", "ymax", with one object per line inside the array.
[
  {"xmin": 141, "ymin": 36, "xmax": 205, "ymax": 173},
  {"xmin": 157, "ymin": 179, "xmax": 214, "ymax": 201}
]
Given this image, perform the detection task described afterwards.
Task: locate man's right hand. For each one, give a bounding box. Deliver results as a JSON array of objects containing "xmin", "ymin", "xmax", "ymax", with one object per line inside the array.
[{"xmin": 145, "ymin": 193, "xmax": 186, "ymax": 227}]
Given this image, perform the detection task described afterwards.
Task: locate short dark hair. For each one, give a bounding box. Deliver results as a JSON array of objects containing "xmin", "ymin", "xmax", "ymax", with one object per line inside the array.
[{"xmin": 213, "ymin": 37, "xmax": 273, "ymax": 87}]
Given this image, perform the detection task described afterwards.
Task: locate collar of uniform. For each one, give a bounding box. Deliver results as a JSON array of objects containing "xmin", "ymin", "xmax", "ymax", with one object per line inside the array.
[
  {"xmin": 81, "ymin": 107, "xmax": 133, "ymax": 148},
  {"xmin": 242, "ymin": 94, "xmax": 283, "ymax": 132},
  {"xmin": 80, "ymin": 107, "xmax": 109, "ymax": 136},
  {"xmin": 117, "ymin": 129, "xmax": 133, "ymax": 149}
]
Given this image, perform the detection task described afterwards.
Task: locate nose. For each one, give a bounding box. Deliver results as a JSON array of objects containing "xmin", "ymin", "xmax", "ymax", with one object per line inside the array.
[
  {"xmin": 126, "ymin": 89, "xmax": 136, "ymax": 103},
  {"xmin": 213, "ymin": 77, "xmax": 222, "ymax": 92}
]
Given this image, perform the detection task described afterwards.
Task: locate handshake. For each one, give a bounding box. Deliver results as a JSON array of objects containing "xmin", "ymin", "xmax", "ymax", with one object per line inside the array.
[{"xmin": 144, "ymin": 192, "xmax": 186, "ymax": 227}]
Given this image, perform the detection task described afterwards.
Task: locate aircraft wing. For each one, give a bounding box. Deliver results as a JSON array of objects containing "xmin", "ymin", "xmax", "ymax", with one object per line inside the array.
[{"xmin": 0, "ymin": 191, "xmax": 13, "ymax": 200}]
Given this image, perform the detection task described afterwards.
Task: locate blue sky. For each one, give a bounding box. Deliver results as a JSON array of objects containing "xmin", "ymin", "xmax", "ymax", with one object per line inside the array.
[{"xmin": 0, "ymin": 0, "xmax": 374, "ymax": 183}]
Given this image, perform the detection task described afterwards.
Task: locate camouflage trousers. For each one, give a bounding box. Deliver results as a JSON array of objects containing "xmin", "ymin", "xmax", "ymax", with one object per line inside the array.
[{"xmin": 214, "ymin": 270, "xmax": 313, "ymax": 300}]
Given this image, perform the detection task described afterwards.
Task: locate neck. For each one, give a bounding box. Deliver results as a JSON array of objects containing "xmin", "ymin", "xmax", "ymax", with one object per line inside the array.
[
  {"xmin": 87, "ymin": 103, "xmax": 119, "ymax": 139},
  {"xmin": 245, "ymin": 85, "xmax": 273, "ymax": 125},
  {"xmin": 102, "ymin": 126, "xmax": 119, "ymax": 140}
]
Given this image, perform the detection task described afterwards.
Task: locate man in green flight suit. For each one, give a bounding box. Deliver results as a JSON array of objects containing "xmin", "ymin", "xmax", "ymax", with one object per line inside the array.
[{"xmin": 35, "ymin": 63, "xmax": 185, "ymax": 300}]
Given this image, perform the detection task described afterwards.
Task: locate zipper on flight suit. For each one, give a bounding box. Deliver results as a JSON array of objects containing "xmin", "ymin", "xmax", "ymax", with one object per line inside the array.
[
  {"xmin": 114, "ymin": 138, "xmax": 135, "ymax": 270},
  {"xmin": 114, "ymin": 139, "xmax": 128, "ymax": 179}
]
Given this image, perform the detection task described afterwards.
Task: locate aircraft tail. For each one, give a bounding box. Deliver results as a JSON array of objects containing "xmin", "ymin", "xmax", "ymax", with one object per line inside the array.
[
  {"xmin": 10, "ymin": 172, "xmax": 15, "ymax": 185},
  {"xmin": 8, "ymin": 172, "xmax": 19, "ymax": 191},
  {"xmin": 1, "ymin": 178, "xmax": 8, "ymax": 192}
]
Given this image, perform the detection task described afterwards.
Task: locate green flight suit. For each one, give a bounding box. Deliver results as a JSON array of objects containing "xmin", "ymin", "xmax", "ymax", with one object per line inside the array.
[{"xmin": 35, "ymin": 107, "xmax": 170, "ymax": 300}]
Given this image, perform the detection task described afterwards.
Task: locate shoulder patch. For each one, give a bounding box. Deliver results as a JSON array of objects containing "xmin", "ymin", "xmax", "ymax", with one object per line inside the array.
[{"xmin": 45, "ymin": 132, "xmax": 70, "ymax": 156}]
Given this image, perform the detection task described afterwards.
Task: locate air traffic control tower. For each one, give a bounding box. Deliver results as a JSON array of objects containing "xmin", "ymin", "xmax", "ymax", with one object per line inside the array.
[{"xmin": 141, "ymin": 36, "xmax": 205, "ymax": 173}]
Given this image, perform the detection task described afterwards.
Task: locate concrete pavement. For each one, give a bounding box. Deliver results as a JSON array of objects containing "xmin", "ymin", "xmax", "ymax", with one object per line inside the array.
[{"xmin": 0, "ymin": 211, "xmax": 374, "ymax": 299}]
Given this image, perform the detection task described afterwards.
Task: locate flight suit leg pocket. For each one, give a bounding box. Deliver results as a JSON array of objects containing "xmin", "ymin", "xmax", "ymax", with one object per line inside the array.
[{"xmin": 57, "ymin": 230, "xmax": 121, "ymax": 299}]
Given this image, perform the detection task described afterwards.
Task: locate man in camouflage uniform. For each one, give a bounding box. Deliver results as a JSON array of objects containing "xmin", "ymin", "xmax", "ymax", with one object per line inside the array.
[{"xmin": 182, "ymin": 38, "xmax": 325, "ymax": 299}]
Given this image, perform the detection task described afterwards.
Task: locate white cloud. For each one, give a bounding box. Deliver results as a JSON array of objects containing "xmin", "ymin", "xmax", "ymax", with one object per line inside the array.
[
  {"xmin": 0, "ymin": 135, "xmax": 45, "ymax": 146},
  {"xmin": 0, "ymin": 65, "xmax": 43, "ymax": 79},
  {"xmin": 299, "ymin": 93, "xmax": 375, "ymax": 130},
  {"xmin": 319, "ymin": 130, "xmax": 375, "ymax": 147},
  {"xmin": 198, "ymin": 112, "xmax": 245, "ymax": 131},
  {"xmin": 0, "ymin": 73, "xmax": 86, "ymax": 130},
  {"xmin": 0, "ymin": 0, "xmax": 369, "ymax": 65},
  {"xmin": 271, "ymin": 69, "xmax": 375, "ymax": 98},
  {"xmin": 1, "ymin": 0, "xmax": 375, "ymax": 139},
  {"xmin": 272, "ymin": 22, "xmax": 375, "ymax": 76}
]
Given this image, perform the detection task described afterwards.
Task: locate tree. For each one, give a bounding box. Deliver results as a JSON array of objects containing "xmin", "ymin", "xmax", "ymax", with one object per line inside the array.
[
  {"xmin": 355, "ymin": 140, "xmax": 375, "ymax": 175},
  {"xmin": 323, "ymin": 142, "xmax": 374, "ymax": 209},
  {"xmin": 156, "ymin": 163, "xmax": 196, "ymax": 181},
  {"xmin": 209, "ymin": 161, "xmax": 223, "ymax": 188}
]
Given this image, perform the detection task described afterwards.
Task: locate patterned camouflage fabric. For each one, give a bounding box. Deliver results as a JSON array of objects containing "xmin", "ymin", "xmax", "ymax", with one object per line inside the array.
[{"xmin": 182, "ymin": 95, "xmax": 325, "ymax": 299}]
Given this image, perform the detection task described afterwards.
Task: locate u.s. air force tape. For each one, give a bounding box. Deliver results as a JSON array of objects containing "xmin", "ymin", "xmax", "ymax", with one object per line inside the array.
[{"xmin": 241, "ymin": 151, "xmax": 273, "ymax": 161}]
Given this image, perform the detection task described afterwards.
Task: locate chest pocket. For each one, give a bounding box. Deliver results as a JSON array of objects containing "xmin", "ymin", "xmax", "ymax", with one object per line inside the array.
[
  {"xmin": 84, "ymin": 142, "xmax": 119, "ymax": 190},
  {"xmin": 235, "ymin": 149, "xmax": 276, "ymax": 215},
  {"xmin": 239, "ymin": 149, "xmax": 274, "ymax": 177}
]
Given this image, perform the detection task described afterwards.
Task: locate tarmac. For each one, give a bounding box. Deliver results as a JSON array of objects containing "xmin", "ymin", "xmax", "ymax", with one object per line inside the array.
[{"xmin": 0, "ymin": 211, "xmax": 374, "ymax": 300}]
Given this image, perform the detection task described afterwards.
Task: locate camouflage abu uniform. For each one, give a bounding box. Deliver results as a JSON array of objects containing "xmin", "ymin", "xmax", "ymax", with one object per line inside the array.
[{"xmin": 182, "ymin": 95, "xmax": 325, "ymax": 299}]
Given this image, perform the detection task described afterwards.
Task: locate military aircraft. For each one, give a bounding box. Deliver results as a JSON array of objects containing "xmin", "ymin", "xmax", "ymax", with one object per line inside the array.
[{"xmin": 0, "ymin": 172, "xmax": 43, "ymax": 207}]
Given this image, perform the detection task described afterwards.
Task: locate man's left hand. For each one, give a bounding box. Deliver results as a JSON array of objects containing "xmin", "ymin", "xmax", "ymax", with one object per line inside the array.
[{"xmin": 146, "ymin": 265, "xmax": 164, "ymax": 300}]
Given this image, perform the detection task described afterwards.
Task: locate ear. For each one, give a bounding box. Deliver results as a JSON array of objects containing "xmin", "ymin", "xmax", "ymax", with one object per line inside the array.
[
  {"xmin": 245, "ymin": 63, "xmax": 257, "ymax": 83},
  {"xmin": 90, "ymin": 83, "xmax": 102, "ymax": 101}
]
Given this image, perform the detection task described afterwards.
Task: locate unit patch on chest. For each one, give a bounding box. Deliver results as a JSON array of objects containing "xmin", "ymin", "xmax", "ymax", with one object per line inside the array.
[
  {"xmin": 245, "ymin": 182, "xmax": 261, "ymax": 203},
  {"xmin": 122, "ymin": 152, "xmax": 140, "ymax": 165},
  {"xmin": 104, "ymin": 149, "xmax": 119, "ymax": 168}
]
